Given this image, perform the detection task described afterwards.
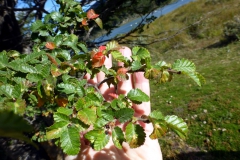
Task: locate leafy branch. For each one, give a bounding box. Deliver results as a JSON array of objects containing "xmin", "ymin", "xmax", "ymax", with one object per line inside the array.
[{"xmin": 0, "ymin": 0, "xmax": 205, "ymax": 156}]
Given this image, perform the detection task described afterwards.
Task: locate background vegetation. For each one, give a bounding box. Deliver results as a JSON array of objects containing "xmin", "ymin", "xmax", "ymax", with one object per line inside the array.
[{"xmin": 121, "ymin": 0, "xmax": 240, "ymax": 159}]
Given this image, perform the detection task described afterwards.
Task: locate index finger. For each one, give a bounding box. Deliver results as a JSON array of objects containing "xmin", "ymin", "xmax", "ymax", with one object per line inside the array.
[{"xmin": 132, "ymin": 72, "xmax": 151, "ymax": 117}]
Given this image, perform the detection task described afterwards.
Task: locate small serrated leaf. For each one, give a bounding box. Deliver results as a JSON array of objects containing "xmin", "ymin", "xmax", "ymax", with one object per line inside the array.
[
  {"xmin": 94, "ymin": 131, "xmax": 110, "ymax": 151},
  {"xmin": 53, "ymin": 113, "xmax": 69, "ymax": 122},
  {"xmin": 57, "ymin": 108, "xmax": 73, "ymax": 116},
  {"xmin": 58, "ymin": 83, "xmax": 75, "ymax": 94},
  {"xmin": 115, "ymin": 108, "xmax": 134, "ymax": 123},
  {"xmin": 149, "ymin": 110, "xmax": 164, "ymax": 120},
  {"xmin": 60, "ymin": 126, "xmax": 80, "ymax": 155},
  {"xmin": 77, "ymin": 108, "xmax": 97, "ymax": 125},
  {"xmin": 172, "ymin": 59, "xmax": 195, "ymax": 73},
  {"xmin": 131, "ymin": 61, "xmax": 142, "ymax": 71},
  {"xmin": 112, "ymin": 126, "xmax": 125, "ymax": 149},
  {"xmin": 127, "ymin": 89, "xmax": 149, "ymax": 102},
  {"xmin": 125, "ymin": 122, "xmax": 146, "ymax": 148},
  {"xmin": 46, "ymin": 121, "xmax": 68, "ymax": 139},
  {"xmin": 165, "ymin": 115, "xmax": 188, "ymax": 139}
]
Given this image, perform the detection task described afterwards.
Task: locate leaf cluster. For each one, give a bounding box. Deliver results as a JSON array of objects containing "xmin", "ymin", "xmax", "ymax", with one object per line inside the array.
[{"xmin": 0, "ymin": 0, "xmax": 205, "ymax": 155}]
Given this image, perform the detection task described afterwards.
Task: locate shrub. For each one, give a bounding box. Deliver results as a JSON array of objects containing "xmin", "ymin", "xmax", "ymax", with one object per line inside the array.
[{"xmin": 223, "ymin": 16, "xmax": 240, "ymax": 42}]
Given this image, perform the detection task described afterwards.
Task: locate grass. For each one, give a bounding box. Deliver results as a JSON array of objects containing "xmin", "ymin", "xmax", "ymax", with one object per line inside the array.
[{"xmin": 121, "ymin": 0, "xmax": 240, "ymax": 159}]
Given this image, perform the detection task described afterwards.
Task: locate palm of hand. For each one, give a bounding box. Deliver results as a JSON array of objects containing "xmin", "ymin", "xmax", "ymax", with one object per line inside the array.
[{"xmin": 66, "ymin": 47, "xmax": 162, "ymax": 160}]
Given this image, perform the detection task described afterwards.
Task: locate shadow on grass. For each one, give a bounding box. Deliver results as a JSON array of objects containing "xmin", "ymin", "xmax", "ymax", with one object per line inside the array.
[{"xmin": 165, "ymin": 150, "xmax": 240, "ymax": 160}]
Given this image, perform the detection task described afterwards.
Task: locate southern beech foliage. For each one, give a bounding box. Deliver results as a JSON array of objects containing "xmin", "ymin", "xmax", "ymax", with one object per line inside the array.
[{"xmin": 0, "ymin": 0, "xmax": 205, "ymax": 155}]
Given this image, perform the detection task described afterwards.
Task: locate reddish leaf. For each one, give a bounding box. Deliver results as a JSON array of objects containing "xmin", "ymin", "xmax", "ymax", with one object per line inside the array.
[
  {"xmin": 92, "ymin": 52, "xmax": 105, "ymax": 68},
  {"xmin": 98, "ymin": 46, "xmax": 106, "ymax": 52},
  {"xmin": 82, "ymin": 18, "xmax": 88, "ymax": 26},
  {"xmin": 55, "ymin": 97, "xmax": 68, "ymax": 107},
  {"xmin": 46, "ymin": 53, "xmax": 58, "ymax": 66},
  {"xmin": 117, "ymin": 67, "xmax": 128, "ymax": 81},
  {"xmin": 87, "ymin": 9, "xmax": 99, "ymax": 20},
  {"xmin": 45, "ymin": 42, "xmax": 56, "ymax": 50}
]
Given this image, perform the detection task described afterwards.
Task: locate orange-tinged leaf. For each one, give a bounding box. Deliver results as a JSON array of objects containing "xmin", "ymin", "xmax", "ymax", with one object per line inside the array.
[
  {"xmin": 87, "ymin": 9, "xmax": 99, "ymax": 20},
  {"xmin": 117, "ymin": 67, "xmax": 128, "ymax": 81},
  {"xmin": 37, "ymin": 96, "xmax": 45, "ymax": 107},
  {"xmin": 45, "ymin": 42, "xmax": 56, "ymax": 50},
  {"xmin": 55, "ymin": 97, "xmax": 68, "ymax": 107},
  {"xmin": 51, "ymin": 64, "xmax": 62, "ymax": 77},
  {"xmin": 82, "ymin": 18, "xmax": 88, "ymax": 26},
  {"xmin": 46, "ymin": 53, "xmax": 58, "ymax": 66},
  {"xmin": 92, "ymin": 52, "xmax": 106, "ymax": 68}
]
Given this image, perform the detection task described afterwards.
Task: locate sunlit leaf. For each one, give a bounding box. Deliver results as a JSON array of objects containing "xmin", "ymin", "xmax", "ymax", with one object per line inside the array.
[
  {"xmin": 127, "ymin": 88, "xmax": 149, "ymax": 103},
  {"xmin": 77, "ymin": 108, "xmax": 97, "ymax": 125},
  {"xmin": 46, "ymin": 121, "xmax": 68, "ymax": 139},
  {"xmin": 60, "ymin": 126, "xmax": 80, "ymax": 155},
  {"xmin": 94, "ymin": 131, "xmax": 110, "ymax": 151},
  {"xmin": 58, "ymin": 83, "xmax": 75, "ymax": 94},
  {"xmin": 94, "ymin": 18, "xmax": 103, "ymax": 29},
  {"xmin": 54, "ymin": 112, "xmax": 69, "ymax": 122},
  {"xmin": 125, "ymin": 122, "xmax": 146, "ymax": 148},
  {"xmin": 112, "ymin": 126, "xmax": 125, "ymax": 149},
  {"xmin": 165, "ymin": 115, "xmax": 188, "ymax": 139},
  {"xmin": 57, "ymin": 107, "xmax": 73, "ymax": 116},
  {"xmin": 149, "ymin": 110, "xmax": 164, "ymax": 120}
]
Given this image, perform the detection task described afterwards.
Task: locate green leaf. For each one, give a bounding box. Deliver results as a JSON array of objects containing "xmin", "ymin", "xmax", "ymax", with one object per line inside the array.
[
  {"xmin": 106, "ymin": 41, "xmax": 120, "ymax": 51},
  {"xmin": 27, "ymin": 73, "xmax": 44, "ymax": 82},
  {"xmin": 131, "ymin": 61, "xmax": 142, "ymax": 71},
  {"xmin": 60, "ymin": 126, "xmax": 80, "ymax": 155},
  {"xmin": 0, "ymin": 53, "xmax": 9, "ymax": 69},
  {"xmin": 94, "ymin": 131, "xmax": 110, "ymax": 151},
  {"xmin": 111, "ymin": 51, "xmax": 129, "ymax": 64},
  {"xmin": 39, "ymin": 30, "xmax": 49, "ymax": 36},
  {"xmin": 0, "ymin": 84, "xmax": 14, "ymax": 98},
  {"xmin": 31, "ymin": 20, "xmax": 43, "ymax": 32},
  {"xmin": 54, "ymin": 113, "xmax": 70, "ymax": 122},
  {"xmin": 172, "ymin": 59, "xmax": 195, "ymax": 73},
  {"xmin": 77, "ymin": 108, "xmax": 97, "ymax": 125},
  {"xmin": 127, "ymin": 88, "xmax": 149, "ymax": 102},
  {"xmin": 112, "ymin": 126, "xmax": 125, "ymax": 149},
  {"xmin": 78, "ymin": 43, "xmax": 88, "ymax": 53},
  {"xmin": 125, "ymin": 122, "xmax": 146, "ymax": 148},
  {"xmin": 149, "ymin": 110, "xmax": 164, "ymax": 120},
  {"xmin": 131, "ymin": 46, "xmax": 150, "ymax": 60},
  {"xmin": 165, "ymin": 115, "xmax": 188, "ymax": 139},
  {"xmin": 115, "ymin": 108, "xmax": 134, "ymax": 123},
  {"xmin": 57, "ymin": 108, "xmax": 73, "ymax": 116},
  {"xmin": 46, "ymin": 121, "xmax": 68, "ymax": 139},
  {"xmin": 84, "ymin": 129, "xmax": 110, "ymax": 151},
  {"xmin": 51, "ymin": 12, "xmax": 63, "ymax": 22},
  {"xmin": 58, "ymin": 83, "xmax": 75, "ymax": 94},
  {"xmin": 94, "ymin": 18, "xmax": 103, "ymax": 29}
]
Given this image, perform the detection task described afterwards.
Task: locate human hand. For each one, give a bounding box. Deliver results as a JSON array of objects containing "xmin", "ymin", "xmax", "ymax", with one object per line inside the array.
[{"xmin": 66, "ymin": 47, "xmax": 162, "ymax": 160}]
